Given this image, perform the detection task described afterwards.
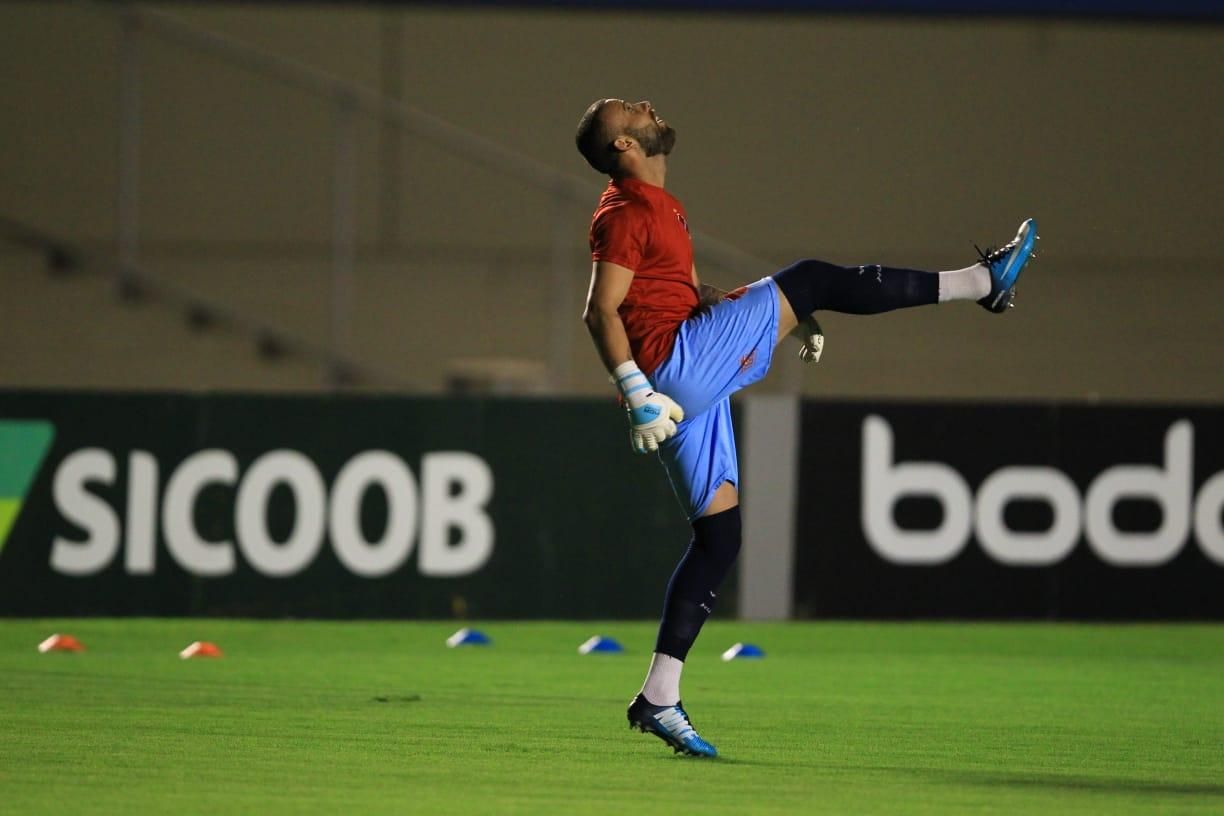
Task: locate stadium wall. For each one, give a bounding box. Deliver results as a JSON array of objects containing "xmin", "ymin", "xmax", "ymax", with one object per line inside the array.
[
  {"xmin": 0, "ymin": 3, "xmax": 1221, "ymax": 401},
  {"xmin": 2, "ymin": 391, "xmax": 1219, "ymax": 619}
]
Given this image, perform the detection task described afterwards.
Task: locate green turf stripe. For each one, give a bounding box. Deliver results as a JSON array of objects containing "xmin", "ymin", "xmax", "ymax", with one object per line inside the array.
[
  {"xmin": 0, "ymin": 498, "xmax": 19, "ymax": 551},
  {"xmin": 0, "ymin": 420, "xmax": 55, "ymax": 495}
]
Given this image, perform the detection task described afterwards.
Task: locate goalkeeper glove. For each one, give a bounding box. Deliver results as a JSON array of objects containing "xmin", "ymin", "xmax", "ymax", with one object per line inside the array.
[
  {"xmin": 798, "ymin": 317, "xmax": 825, "ymax": 363},
  {"xmin": 613, "ymin": 361, "xmax": 685, "ymax": 454}
]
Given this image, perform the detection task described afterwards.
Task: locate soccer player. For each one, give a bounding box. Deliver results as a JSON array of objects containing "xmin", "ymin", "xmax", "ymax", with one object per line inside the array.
[{"xmin": 575, "ymin": 98, "xmax": 1036, "ymax": 757}]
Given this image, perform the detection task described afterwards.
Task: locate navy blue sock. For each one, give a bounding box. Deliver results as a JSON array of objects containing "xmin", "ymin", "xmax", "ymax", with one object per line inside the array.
[
  {"xmin": 655, "ymin": 505, "xmax": 742, "ymax": 661},
  {"xmin": 772, "ymin": 258, "xmax": 939, "ymax": 317}
]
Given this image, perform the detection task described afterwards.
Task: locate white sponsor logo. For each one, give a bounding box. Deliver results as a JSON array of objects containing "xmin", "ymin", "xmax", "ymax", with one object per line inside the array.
[
  {"xmin": 862, "ymin": 415, "xmax": 1224, "ymax": 567},
  {"xmin": 49, "ymin": 448, "xmax": 494, "ymax": 578}
]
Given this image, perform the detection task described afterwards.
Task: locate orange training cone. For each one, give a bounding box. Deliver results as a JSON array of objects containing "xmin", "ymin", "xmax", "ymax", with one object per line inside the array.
[
  {"xmin": 38, "ymin": 634, "xmax": 85, "ymax": 653},
  {"xmin": 179, "ymin": 641, "xmax": 223, "ymax": 659}
]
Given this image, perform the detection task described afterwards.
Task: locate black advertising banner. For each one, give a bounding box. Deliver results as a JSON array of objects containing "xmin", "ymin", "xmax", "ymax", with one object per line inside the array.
[
  {"xmin": 6, "ymin": 391, "xmax": 1219, "ymax": 620},
  {"xmin": 793, "ymin": 401, "xmax": 1224, "ymax": 619},
  {"xmin": 0, "ymin": 391, "xmax": 695, "ymax": 618}
]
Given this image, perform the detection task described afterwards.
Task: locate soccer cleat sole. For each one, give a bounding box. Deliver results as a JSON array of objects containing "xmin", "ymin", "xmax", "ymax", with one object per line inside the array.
[
  {"xmin": 629, "ymin": 719, "xmax": 717, "ymax": 758},
  {"xmin": 986, "ymin": 286, "xmax": 1017, "ymax": 313}
]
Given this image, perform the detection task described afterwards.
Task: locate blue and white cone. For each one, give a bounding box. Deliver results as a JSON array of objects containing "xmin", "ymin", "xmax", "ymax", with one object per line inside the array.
[
  {"xmin": 446, "ymin": 627, "xmax": 491, "ymax": 648},
  {"xmin": 721, "ymin": 642, "xmax": 765, "ymax": 661},
  {"xmin": 578, "ymin": 635, "xmax": 624, "ymax": 655}
]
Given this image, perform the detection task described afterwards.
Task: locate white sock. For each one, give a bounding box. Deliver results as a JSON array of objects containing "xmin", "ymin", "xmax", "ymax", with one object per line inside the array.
[
  {"xmin": 938, "ymin": 263, "xmax": 991, "ymax": 303},
  {"xmin": 640, "ymin": 652, "xmax": 683, "ymax": 706}
]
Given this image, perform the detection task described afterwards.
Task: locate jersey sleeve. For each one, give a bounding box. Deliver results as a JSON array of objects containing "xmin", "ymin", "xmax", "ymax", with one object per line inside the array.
[{"xmin": 589, "ymin": 202, "xmax": 648, "ymax": 271}]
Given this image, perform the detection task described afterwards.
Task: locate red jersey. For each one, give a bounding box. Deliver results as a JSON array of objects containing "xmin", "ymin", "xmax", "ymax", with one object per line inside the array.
[{"xmin": 588, "ymin": 177, "xmax": 697, "ymax": 375}]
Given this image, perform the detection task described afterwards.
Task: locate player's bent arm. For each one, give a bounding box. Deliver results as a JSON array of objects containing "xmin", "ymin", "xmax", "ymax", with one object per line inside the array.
[
  {"xmin": 582, "ymin": 260, "xmax": 635, "ymax": 372},
  {"xmin": 581, "ymin": 260, "xmax": 684, "ymax": 453}
]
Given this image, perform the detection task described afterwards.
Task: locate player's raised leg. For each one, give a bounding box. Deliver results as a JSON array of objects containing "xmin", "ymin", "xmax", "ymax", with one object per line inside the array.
[{"xmin": 773, "ymin": 218, "xmax": 1039, "ymax": 345}]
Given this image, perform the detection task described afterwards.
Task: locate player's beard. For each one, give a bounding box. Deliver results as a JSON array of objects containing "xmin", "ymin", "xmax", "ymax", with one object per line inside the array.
[{"xmin": 629, "ymin": 121, "xmax": 676, "ymax": 157}]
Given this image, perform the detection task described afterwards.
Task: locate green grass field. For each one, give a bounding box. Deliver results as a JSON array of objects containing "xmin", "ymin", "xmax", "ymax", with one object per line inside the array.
[{"xmin": 1, "ymin": 620, "xmax": 1221, "ymax": 814}]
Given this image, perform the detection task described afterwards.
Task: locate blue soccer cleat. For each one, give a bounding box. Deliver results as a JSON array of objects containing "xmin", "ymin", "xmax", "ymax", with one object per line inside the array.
[
  {"xmin": 627, "ymin": 693, "xmax": 718, "ymax": 757},
  {"xmin": 976, "ymin": 218, "xmax": 1039, "ymax": 313}
]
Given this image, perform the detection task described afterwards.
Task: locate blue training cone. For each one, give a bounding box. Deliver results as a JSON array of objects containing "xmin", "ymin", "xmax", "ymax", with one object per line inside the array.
[
  {"xmin": 446, "ymin": 627, "xmax": 491, "ymax": 648},
  {"xmin": 721, "ymin": 642, "xmax": 765, "ymax": 661},
  {"xmin": 578, "ymin": 635, "xmax": 624, "ymax": 655}
]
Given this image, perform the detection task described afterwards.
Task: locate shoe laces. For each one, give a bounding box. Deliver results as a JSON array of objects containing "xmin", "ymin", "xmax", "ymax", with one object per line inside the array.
[
  {"xmin": 975, "ymin": 243, "xmax": 1000, "ymax": 268},
  {"xmin": 655, "ymin": 705, "xmax": 698, "ymax": 740},
  {"xmin": 975, "ymin": 234, "xmax": 1020, "ymax": 269}
]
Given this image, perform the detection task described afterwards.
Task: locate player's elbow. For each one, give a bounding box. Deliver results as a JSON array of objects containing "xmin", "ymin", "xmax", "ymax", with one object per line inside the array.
[
  {"xmin": 581, "ymin": 308, "xmax": 600, "ymax": 338},
  {"xmin": 582, "ymin": 301, "xmax": 611, "ymax": 332}
]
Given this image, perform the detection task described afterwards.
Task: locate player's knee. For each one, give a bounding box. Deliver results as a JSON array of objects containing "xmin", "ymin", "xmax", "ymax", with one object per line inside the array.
[
  {"xmin": 772, "ymin": 258, "xmax": 843, "ymax": 317},
  {"xmin": 692, "ymin": 504, "xmax": 741, "ymax": 565}
]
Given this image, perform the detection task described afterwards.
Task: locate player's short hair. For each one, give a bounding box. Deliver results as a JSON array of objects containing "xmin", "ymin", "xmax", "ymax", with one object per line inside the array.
[{"xmin": 575, "ymin": 99, "xmax": 618, "ymax": 175}]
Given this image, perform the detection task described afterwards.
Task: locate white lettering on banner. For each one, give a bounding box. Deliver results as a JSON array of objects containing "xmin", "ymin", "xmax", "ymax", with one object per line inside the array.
[
  {"xmin": 163, "ymin": 450, "xmax": 237, "ymax": 576},
  {"xmin": 975, "ymin": 468, "xmax": 1080, "ymax": 566},
  {"xmin": 1084, "ymin": 421, "xmax": 1189, "ymax": 566},
  {"xmin": 235, "ymin": 451, "xmax": 327, "ymax": 577},
  {"xmin": 50, "ymin": 449, "xmax": 120, "ymax": 575},
  {"xmin": 419, "ymin": 452, "xmax": 495, "ymax": 577},
  {"xmin": 329, "ymin": 451, "xmax": 418, "ymax": 578},
  {"xmin": 862, "ymin": 416, "xmax": 970, "ymax": 564},
  {"xmin": 1195, "ymin": 472, "xmax": 1224, "ymax": 565},
  {"xmin": 47, "ymin": 447, "xmax": 495, "ymax": 579},
  {"xmin": 124, "ymin": 452, "xmax": 158, "ymax": 575},
  {"xmin": 862, "ymin": 415, "xmax": 1222, "ymax": 568}
]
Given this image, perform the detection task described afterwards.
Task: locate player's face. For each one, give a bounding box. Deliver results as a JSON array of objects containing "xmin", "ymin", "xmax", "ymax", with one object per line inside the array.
[{"xmin": 608, "ymin": 99, "xmax": 676, "ymax": 157}]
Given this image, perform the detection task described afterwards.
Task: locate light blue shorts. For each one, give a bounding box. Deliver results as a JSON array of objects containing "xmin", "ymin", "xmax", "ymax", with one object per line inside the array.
[{"xmin": 650, "ymin": 277, "xmax": 780, "ymax": 519}]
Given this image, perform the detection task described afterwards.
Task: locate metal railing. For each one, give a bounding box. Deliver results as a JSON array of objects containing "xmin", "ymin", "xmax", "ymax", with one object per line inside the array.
[{"xmin": 103, "ymin": 2, "xmax": 790, "ymax": 391}]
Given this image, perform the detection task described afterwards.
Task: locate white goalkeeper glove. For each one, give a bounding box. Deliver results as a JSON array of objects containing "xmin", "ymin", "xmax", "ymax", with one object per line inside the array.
[
  {"xmin": 626, "ymin": 391, "xmax": 685, "ymax": 453},
  {"xmin": 798, "ymin": 317, "xmax": 825, "ymax": 364},
  {"xmin": 613, "ymin": 361, "xmax": 685, "ymax": 454}
]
